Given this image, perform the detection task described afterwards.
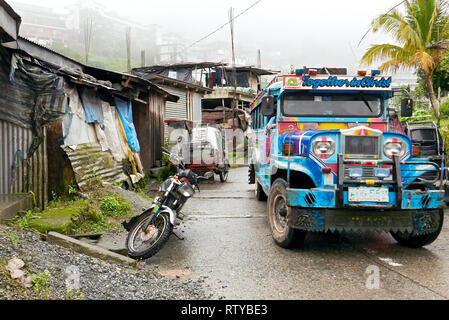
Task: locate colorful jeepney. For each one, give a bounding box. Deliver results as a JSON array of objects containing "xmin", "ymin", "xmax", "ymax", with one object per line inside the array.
[{"xmin": 249, "ymin": 69, "xmax": 445, "ymax": 249}]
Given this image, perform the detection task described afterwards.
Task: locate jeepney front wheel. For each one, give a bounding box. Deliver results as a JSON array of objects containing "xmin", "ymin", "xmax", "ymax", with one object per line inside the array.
[
  {"xmin": 390, "ymin": 209, "xmax": 444, "ymax": 248},
  {"xmin": 268, "ymin": 179, "xmax": 307, "ymax": 248}
]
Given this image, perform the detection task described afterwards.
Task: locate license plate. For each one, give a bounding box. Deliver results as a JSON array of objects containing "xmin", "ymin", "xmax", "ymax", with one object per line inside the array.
[{"xmin": 348, "ymin": 187, "xmax": 389, "ymax": 203}]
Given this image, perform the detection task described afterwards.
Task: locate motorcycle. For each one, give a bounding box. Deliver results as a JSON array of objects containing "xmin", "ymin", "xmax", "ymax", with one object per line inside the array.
[{"xmin": 123, "ymin": 147, "xmax": 211, "ymax": 260}]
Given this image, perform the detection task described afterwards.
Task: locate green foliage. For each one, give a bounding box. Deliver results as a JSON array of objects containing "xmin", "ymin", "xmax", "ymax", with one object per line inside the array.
[
  {"xmin": 68, "ymin": 184, "xmax": 79, "ymax": 197},
  {"xmin": 361, "ymin": 0, "xmax": 449, "ymax": 118},
  {"xmin": 100, "ymin": 196, "xmax": 131, "ymax": 217},
  {"xmin": 31, "ymin": 271, "xmax": 51, "ymax": 295},
  {"xmin": 65, "ymin": 289, "xmax": 84, "ymax": 300},
  {"xmin": 6, "ymin": 230, "xmax": 20, "ymax": 248},
  {"xmin": 16, "ymin": 210, "xmax": 35, "ymax": 230},
  {"xmin": 439, "ymin": 99, "xmax": 449, "ymax": 118},
  {"xmin": 133, "ymin": 173, "xmax": 152, "ymax": 194},
  {"xmin": 157, "ymin": 163, "xmax": 174, "ymax": 184}
]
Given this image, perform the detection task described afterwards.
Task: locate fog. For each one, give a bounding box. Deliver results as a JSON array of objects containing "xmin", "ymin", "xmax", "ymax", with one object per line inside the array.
[{"xmin": 10, "ymin": 0, "xmax": 401, "ymax": 72}]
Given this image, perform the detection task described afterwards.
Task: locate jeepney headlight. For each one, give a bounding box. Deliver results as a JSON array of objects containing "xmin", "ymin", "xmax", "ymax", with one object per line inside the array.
[
  {"xmin": 384, "ymin": 139, "xmax": 406, "ymax": 158},
  {"xmin": 312, "ymin": 138, "xmax": 335, "ymax": 157}
]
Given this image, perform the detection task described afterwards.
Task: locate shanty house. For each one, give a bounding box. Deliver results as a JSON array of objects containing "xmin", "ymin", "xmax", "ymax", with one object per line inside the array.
[{"xmin": 1, "ymin": 28, "xmax": 177, "ymax": 209}]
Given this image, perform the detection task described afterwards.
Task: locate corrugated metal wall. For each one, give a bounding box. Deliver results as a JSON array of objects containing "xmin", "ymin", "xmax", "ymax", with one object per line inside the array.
[
  {"xmin": 161, "ymin": 86, "xmax": 188, "ymax": 141},
  {"xmin": 148, "ymin": 93, "xmax": 166, "ymax": 167},
  {"xmin": 0, "ymin": 119, "xmax": 47, "ymax": 208},
  {"xmin": 163, "ymin": 86, "xmax": 188, "ymax": 119}
]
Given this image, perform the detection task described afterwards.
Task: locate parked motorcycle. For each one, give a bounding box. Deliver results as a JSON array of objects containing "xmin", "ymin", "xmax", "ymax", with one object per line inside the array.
[{"xmin": 123, "ymin": 147, "xmax": 211, "ymax": 260}]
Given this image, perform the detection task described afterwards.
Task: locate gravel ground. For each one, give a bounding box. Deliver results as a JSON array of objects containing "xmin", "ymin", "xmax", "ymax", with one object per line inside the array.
[{"xmin": 0, "ymin": 224, "xmax": 210, "ymax": 300}]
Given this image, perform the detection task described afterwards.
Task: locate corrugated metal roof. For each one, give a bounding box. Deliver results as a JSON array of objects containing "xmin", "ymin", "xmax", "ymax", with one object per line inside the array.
[
  {"xmin": 10, "ymin": 37, "xmax": 179, "ymax": 102},
  {"xmin": 132, "ymin": 62, "xmax": 227, "ymax": 74}
]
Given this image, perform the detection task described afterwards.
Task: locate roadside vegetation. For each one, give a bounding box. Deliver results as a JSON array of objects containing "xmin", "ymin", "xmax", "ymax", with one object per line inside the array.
[
  {"xmin": 10, "ymin": 183, "xmax": 135, "ymax": 236},
  {"xmin": 361, "ymin": 0, "xmax": 449, "ymax": 119},
  {"xmin": 362, "ymin": 0, "xmax": 449, "ymax": 148}
]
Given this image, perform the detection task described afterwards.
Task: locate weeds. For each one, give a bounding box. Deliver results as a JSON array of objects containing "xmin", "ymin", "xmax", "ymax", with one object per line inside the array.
[
  {"xmin": 65, "ymin": 288, "xmax": 84, "ymax": 300},
  {"xmin": 31, "ymin": 270, "xmax": 51, "ymax": 295},
  {"xmin": 68, "ymin": 184, "xmax": 79, "ymax": 197},
  {"xmin": 16, "ymin": 210, "xmax": 35, "ymax": 230},
  {"xmin": 6, "ymin": 230, "xmax": 20, "ymax": 248},
  {"xmin": 157, "ymin": 163, "xmax": 174, "ymax": 184},
  {"xmin": 100, "ymin": 195, "xmax": 131, "ymax": 217}
]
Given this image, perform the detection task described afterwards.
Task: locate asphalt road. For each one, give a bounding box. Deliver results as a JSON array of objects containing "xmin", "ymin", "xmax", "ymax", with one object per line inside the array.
[{"xmin": 149, "ymin": 167, "xmax": 449, "ymax": 300}]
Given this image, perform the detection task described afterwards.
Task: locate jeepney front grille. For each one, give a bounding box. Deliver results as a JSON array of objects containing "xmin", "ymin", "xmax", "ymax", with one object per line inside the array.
[{"xmin": 345, "ymin": 136, "xmax": 379, "ymax": 156}]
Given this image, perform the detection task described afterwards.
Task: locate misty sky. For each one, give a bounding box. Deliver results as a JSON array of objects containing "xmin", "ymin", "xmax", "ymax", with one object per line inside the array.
[{"xmin": 10, "ymin": 0, "xmax": 402, "ymax": 71}]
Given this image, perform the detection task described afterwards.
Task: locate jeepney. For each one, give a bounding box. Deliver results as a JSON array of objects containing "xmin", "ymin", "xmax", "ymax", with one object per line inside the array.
[{"xmin": 249, "ymin": 68, "xmax": 445, "ymax": 249}]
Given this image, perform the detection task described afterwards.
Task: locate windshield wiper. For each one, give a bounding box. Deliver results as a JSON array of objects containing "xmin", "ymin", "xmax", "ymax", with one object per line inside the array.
[{"xmin": 360, "ymin": 95, "xmax": 373, "ymax": 113}]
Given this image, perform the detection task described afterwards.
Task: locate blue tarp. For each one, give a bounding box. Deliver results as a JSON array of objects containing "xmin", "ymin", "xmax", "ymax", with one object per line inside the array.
[
  {"xmin": 115, "ymin": 97, "xmax": 141, "ymax": 153},
  {"xmin": 80, "ymin": 87, "xmax": 104, "ymax": 124}
]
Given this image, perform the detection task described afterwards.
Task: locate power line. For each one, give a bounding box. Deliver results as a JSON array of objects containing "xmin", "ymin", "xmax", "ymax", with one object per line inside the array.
[
  {"xmin": 182, "ymin": 0, "xmax": 263, "ymax": 53},
  {"xmin": 357, "ymin": 0, "xmax": 407, "ymax": 48}
]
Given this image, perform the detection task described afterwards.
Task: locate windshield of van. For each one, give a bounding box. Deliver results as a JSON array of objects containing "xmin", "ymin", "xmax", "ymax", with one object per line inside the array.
[{"xmin": 282, "ymin": 92, "xmax": 382, "ymax": 118}]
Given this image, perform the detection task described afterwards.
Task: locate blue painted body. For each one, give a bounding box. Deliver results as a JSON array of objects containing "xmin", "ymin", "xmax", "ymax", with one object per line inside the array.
[{"xmin": 250, "ymin": 76, "xmax": 445, "ymax": 232}]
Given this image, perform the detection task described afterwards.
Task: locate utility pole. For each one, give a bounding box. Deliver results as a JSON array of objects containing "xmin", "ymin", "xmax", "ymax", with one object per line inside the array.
[
  {"xmin": 126, "ymin": 26, "xmax": 132, "ymax": 72},
  {"xmin": 229, "ymin": 7, "xmax": 237, "ymax": 130},
  {"xmin": 82, "ymin": 13, "xmax": 94, "ymax": 65},
  {"xmin": 141, "ymin": 50, "xmax": 146, "ymax": 67}
]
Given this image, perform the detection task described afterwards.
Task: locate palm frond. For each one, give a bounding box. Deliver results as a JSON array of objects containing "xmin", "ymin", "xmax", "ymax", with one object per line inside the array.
[{"xmin": 361, "ymin": 44, "xmax": 412, "ymax": 67}]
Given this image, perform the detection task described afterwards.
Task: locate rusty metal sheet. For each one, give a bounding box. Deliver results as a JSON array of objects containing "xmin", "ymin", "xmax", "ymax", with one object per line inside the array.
[
  {"xmin": 62, "ymin": 144, "xmax": 128, "ymax": 192},
  {"xmin": 0, "ymin": 119, "xmax": 47, "ymax": 208}
]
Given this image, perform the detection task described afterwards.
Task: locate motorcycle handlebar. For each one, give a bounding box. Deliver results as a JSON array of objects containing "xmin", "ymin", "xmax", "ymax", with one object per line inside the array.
[{"xmin": 161, "ymin": 147, "xmax": 171, "ymax": 155}]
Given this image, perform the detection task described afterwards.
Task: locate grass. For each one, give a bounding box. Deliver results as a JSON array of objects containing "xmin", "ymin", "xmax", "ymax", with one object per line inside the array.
[{"xmin": 13, "ymin": 186, "xmax": 134, "ymax": 236}]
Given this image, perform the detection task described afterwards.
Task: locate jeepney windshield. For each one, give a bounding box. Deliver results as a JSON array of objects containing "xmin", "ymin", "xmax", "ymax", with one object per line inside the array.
[{"xmin": 282, "ymin": 92, "xmax": 383, "ymax": 118}]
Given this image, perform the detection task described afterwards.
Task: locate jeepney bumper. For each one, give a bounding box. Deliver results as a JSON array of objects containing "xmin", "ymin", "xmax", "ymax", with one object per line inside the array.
[
  {"xmin": 287, "ymin": 206, "xmax": 442, "ymax": 234},
  {"xmin": 286, "ymin": 188, "xmax": 445, "ymax": 210},
  {"xmin": 286, "ymin": 188, "xmax": 444, "ymax": 233}
]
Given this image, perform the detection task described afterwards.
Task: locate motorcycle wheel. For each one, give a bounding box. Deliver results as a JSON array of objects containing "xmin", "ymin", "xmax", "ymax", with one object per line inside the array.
[
  {"xmin": 219, "ymin": 164, "xmax": 230, "ymax": 183},
  {"xmin": 126, "ymin": 212, "xmax": 173, "ymax": 260},
  {"xmin": 219, "ymin": 170, "xmax": 229, "ymax": 183}
]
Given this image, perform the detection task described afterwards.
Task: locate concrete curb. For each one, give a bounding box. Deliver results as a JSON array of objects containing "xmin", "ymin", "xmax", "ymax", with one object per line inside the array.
[
  {"xmin": 0, "ymin": 194, "xmax": 33, "ymax": 221},
  {"xmin": 46, "ymin": 232, "xmax": 135, "ymax": 266}
]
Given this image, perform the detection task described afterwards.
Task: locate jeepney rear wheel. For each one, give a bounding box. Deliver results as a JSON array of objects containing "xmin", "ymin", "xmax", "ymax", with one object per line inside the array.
[
  {"xmin": 268, "ymin": 178, "xmax": 307, "ymax": 248},
  {"xmin": 390, "ymin": 209, "xmax": 444, "ymax": 248}
]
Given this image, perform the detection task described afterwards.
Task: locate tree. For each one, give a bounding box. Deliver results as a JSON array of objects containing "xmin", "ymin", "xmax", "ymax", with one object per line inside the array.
[{"xmin": 361, "ymin": 0, "xmax": 449, "ymax": 118}]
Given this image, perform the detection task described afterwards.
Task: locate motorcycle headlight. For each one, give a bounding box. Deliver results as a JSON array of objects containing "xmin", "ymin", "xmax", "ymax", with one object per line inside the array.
[
  {"xmin": 384, "ymin": 138, "xmax": 406, "ymax": 158},
  {"xmin": 312, "ymin": 138, "xmax": 335, "ymax": 158},
  {"xmin": 178, "ymin": 182, "xmax": 195, "ymax": 198}
]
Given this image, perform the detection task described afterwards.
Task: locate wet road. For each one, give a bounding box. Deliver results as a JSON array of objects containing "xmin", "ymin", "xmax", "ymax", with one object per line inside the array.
[{"xmin": 150, "ymin": 167, "xmax": 449, "ymax": 300}]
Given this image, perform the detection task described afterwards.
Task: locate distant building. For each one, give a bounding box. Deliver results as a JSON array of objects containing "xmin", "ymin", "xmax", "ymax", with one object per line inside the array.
[
  {"xmin": 202, "ymin": 66, "xmax": 278, "ymax": 112},
  {"xmin": 132, "ymin": 62, "xmax": 219, "ymax": 138}
]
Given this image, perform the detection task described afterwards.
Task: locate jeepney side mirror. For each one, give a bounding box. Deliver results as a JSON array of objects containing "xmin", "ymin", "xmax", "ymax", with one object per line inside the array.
[
  {"xmin": 261, "ymin": 95, "xmax": 276, "ymax": 117},
  {"xmin": 401, "ymin": 98, "xmax": 413, "ymax": 117}
]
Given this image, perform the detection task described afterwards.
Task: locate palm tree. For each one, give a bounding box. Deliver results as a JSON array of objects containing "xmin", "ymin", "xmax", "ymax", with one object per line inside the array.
[{"xmin": 361, "ymin": 0, "xmax": 449, "ymax": 118}]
